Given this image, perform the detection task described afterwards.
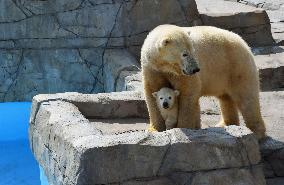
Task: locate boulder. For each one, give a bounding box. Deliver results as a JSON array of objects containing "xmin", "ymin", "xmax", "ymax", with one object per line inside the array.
[
  {"xmin": 103, "ymin": 49, "xmax": 140, "ymax": 92},
  {"xmin": 253, "ymin": 46, "xmax": 284, "ymax": 91},
  {"xmin": 196, "ymin": 0, "xmax": 275, "ymax": 46},
  {"xmin": 226, "ymin": 0, "xmax": 284, "ymax": 45},
  {"xmin": 29, "ymin": 91, "xmax": 265, "ymax": 185},
  {"xmin": 0, "ymin": 0, "xmax": 201, "ymax": 102},
  {"xmin": 200, "ymin": 91, "xmax": 284, "ymax": 181}
]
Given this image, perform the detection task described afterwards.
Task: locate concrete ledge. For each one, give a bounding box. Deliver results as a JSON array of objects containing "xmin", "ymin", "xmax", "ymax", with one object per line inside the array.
[{"xmin": 29, "ymin": 91, "xmax": 266, "ymax": 185}]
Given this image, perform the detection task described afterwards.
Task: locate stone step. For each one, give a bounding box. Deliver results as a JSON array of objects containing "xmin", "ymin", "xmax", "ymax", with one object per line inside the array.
[{"xmin": 196, "ymin": 0, "xmax": 275, "ymax": 47}]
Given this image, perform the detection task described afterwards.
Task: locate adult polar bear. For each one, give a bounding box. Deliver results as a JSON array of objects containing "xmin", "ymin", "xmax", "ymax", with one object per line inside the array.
[{"xmin": 141, "ymin": 24, "xmax": 266, "ymax": 139}]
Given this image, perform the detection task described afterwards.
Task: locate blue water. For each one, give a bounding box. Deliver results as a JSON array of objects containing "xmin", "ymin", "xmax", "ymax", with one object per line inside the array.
[{"xmin": 0, "ymin": 102, "xmax": 48, "ymax": 185}]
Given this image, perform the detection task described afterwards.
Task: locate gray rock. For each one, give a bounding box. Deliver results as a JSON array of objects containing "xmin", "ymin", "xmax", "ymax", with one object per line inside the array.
[
  {"xmin": 111, "ymin": 44, "xmax": 284, "ymax": 92},
  {"xmin": 261, "ymin": 137, "xmax": 284, "ymax": 178},
  {"xmin": 254, "ymin": 47, "xmax": 284, "ymax": 91},
  {"xmin": 0, "ymin": 49, "xmax": 105, "ymax": 101},
  {"xmin": 0, "ymin": 14, "xmax": 71, "ymax": 40},
  {"xmin": 266, "ymin": 177, "xmax": 284, "ymax": 185},
  {"xmin": 122, "ymin": 178, "xmax": 174, "ymax": 185},
  {"xmin": 14, "ymin": 37, "xmax": 107, "ymax": 49},
  {"xmin": 0, "ymin": 0, "xmax": 201, "ymax": 102},
  {"xmin": 29, "ymin": 91, "xmax": 265, "ymax": 185},
  {"xmin": 190, "ymin": 165, "xmax": 266, "ymax": 185},
  {"xmin": 115, "ymin": 71, "xmax": 142, "ymax": 92},
  {"xmin": 103, "ymin": 49, "xmax": 140, "ymax": 92},
  {"xmin": 29, "ymin": 91, "xmax": 148, "ymax": 123},
  {"xmin": 197, "ymin": 0, "xmax": 275, "ymax": 46},
  {"xmin": 1, "ymin": 0, "xmax": 280, "ymax": 102},
  {"xmin": 0, "ymin": 0, "xmax": 26, "ymax": 23},
  {"xmin": 226, "ymin": 0, "xmax": 284, "ymax": 45},
  {"xmin": 199, "ymin": 91, "xmax": 284, "ymax": 180}
]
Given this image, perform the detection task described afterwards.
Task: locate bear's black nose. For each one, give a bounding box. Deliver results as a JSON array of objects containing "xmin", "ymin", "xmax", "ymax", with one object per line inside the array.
[
  {"xmin": 192, "ymin": 68, "xmax": 200, "ymax": 74},
  {"xmin": 163, "ymin": 102, "xmax": 169, "ymax": 109}
]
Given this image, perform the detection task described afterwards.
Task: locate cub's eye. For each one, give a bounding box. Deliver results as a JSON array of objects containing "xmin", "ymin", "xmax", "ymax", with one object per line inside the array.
[
  {"xmin": 160, "ymin": 97, "xmax": 163, "ymax": 100},
  {"xmin": 169, "ymin": 96, "xmax": 172, "ymax": 99},
  {"xmin": 182, "ymin": 53, "xmax": 188, "ymax": 57}
]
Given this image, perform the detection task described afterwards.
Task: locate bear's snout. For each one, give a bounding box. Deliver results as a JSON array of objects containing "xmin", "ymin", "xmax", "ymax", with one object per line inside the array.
[
  {"xmin": 163, "ymin": 102, "xmax": 169, "ymax": 109},
  {"xmin": 183, "ymin": 67, "xmax": 200, "ymax": 75},
  {"xmin": 193, "ymin": 68, "xmax": 200, "ymax": 74}
]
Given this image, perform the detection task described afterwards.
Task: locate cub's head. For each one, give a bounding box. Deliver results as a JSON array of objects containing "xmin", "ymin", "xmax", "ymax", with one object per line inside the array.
[
  {"xmin": 152, "ymin": 87, "xmax": 179, "ymax": 110},
  {"xmin": 151, "ymin": 25, "xmax": 200, "ymax": 75}
]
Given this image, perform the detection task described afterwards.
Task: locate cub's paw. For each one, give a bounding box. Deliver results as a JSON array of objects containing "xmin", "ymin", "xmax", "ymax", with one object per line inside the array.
[{"xmin": 215, "ymin": 121, "xmax": 226, "ymax": 128}]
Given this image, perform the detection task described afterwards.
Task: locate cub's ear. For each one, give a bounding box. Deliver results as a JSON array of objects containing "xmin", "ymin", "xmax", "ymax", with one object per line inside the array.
[
  {"xmin": 174, "ymin": 90, "xmax": 180, "ymax": 96},
  {"xmin": 152, "ymin": 92, "xmax": 158, "ymax": 98}
]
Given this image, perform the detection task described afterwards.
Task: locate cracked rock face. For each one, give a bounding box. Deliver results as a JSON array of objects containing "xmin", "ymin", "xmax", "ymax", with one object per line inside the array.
[
  {"xmin": 29, "ymin": 91, "xmax": 266, "ymax": 185},
  {"xmin": 0, "ymin": 0, "xmax": 277, "ymax": 101},
  {"xmin": 0, "ymin": 0, "xmax": 201, "ymax": 102},
  {"xmin": 226, "ymin": 0, "xmax": 284, "ymax": 45},
  {"xmin": 196, "ymin": 0, "xmax": 275, "ymax": 46}
]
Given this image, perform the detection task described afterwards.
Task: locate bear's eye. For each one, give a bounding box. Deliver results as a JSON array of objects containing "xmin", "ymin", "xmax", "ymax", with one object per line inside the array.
[
  {"xmin": 160, "ymin": 97, "xmax": 163, "ymax": 100},
  {"xmin": 169, "ymin": 96, "xmax": 172, "ymax": 99},
  {"xmin": 182, "ymin": 53, "xmax": 188, "ymax": 57}
]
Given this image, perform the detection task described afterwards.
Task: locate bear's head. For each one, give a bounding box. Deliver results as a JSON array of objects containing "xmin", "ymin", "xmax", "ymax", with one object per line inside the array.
[
  {"xmin": 151, "ymin": 25, "xmax": 200, "ymax": 76},
  {"xmin": 152, "ymin": 87, "xmax": 179, "ymax": 110}
]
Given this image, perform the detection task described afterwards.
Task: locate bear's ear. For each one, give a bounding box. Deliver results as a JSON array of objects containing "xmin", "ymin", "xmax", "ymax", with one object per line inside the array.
[
  {"xmin": 187, "ymin": 30, "xmax": 191, "ymax": 36},
  {"xmin": 152, "ymin": 92, "xmax": 158, "ymax": 98},
  {"xmin": 161, "ymin": 38, "xmax": 171, "ymax": 47},
  {"xmin": 174, "ymin": 90, "xmax": 180, "ymax": 96}
]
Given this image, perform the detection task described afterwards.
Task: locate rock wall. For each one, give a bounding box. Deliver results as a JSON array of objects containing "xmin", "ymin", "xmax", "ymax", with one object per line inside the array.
[
  {"xmin": 197, "ymin": 0, "xmax": 275, "ymax": 46},
  {"xmin": 0, "ymin": 0, "xmax": 201, "ymax": 101},
  {"xmin": 1, "ymin": 0, "xmax": 278, "ymax": 102}
]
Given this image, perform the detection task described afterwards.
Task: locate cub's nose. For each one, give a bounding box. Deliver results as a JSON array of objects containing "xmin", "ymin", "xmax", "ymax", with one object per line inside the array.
[{"xmin": 163, "ymin": 102, "xmax": 169, "ymax": 109}]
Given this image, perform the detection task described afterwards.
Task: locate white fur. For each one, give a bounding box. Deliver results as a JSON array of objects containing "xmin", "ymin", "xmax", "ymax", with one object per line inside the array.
[{"xmin": 152, "ymin": 87, "xmax": 179, "ymax": 130}]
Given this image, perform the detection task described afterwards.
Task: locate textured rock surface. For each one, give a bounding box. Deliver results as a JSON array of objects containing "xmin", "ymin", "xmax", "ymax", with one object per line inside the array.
[
  {"xmin": 1, "ymin": 0, "xmax": 280, "ymax": 102},
  {"xmin": 227, "ymin": 0, "xmax": 284, "ymax": 45},
  {"xmin": 196, "ymin": 0, "xmax": 275, "ymax": 46},
  {"xmin": 0, "ymin": 0, "xmax": 201, "ymax": 102},
  {"xmin": 267, "ymin": 177, "xmax": 284, "ymax": 185},
  {"xmin": 109, "ymin": 46, "xmax": 284, "ymax": 92},
  {"xmin": 200, "ymin": 91, "xmax": 284, "ymax": 182},
  {"xmin": 253, "ymin": 46, "xmax": 284, "ymax": 91},
  {"xmin": 29, "ymin": 91, "xmax": 266, "ymax": 185}
]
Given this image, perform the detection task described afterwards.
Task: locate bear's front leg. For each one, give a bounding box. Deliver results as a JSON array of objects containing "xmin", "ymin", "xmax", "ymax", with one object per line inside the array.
[
  {"xmin": 143, "ymin": 67, "xmax": 169, "ymax": 131},
  {"xmin": 169, "ymin": 75, "xmax": 201, "ymax": 129},
  {"xmin": 177, "ymin": 94, "xmax": 201, "ymax": 129}
]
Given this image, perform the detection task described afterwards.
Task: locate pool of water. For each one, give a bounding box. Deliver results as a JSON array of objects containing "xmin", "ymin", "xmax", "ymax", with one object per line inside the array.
[{"xmin": 0, "ymin": 102, "xmax": 48, "ymax": 185}]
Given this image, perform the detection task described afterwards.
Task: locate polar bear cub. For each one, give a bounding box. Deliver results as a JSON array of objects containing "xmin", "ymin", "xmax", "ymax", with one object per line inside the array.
[{"xmin": 152, "ymin": 87, "xmax": 180, "ymax": 130}]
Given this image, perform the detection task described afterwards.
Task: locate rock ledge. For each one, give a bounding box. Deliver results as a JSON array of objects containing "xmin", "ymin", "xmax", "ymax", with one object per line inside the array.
[{"xmin": 29, "ymin": 92, "xmax": 266, "ymax": 185}]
